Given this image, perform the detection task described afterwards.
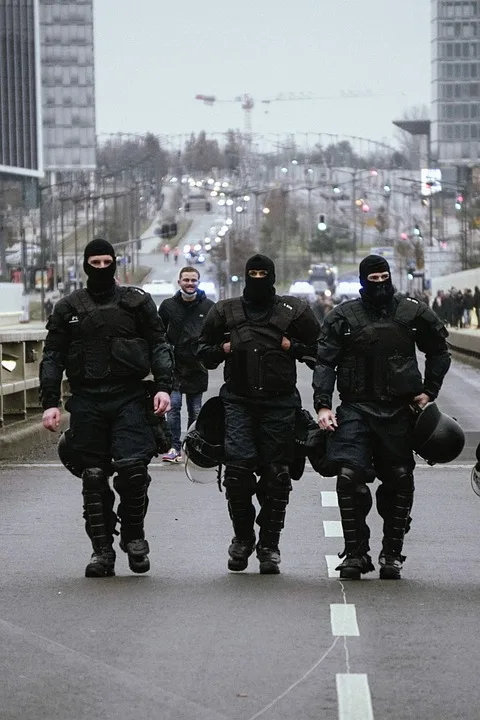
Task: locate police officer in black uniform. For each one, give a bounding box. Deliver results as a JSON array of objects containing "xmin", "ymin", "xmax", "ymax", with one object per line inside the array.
[
  {"xmin": 197, "ymin": 254, "xmax": 320, "ymax": 574},
  {"xmin": 40, "ymin": 238, "xmax": 173, "ymax": 578},
  {"xmin": 313, "ymin": 254, "xmax": 451, "ymax": 580}
]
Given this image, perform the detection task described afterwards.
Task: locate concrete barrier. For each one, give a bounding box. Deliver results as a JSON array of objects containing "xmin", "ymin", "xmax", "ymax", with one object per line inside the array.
[{"xmin": 447, "ymin": 328, "xmax": 480, "ymax": 358}]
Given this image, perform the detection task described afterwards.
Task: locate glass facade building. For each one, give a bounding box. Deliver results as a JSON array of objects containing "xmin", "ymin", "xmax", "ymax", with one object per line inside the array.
[
  {"xmin": 0, "ymin": 0, "xmax": 43, "ymax": 178},
  {"xmin": 39, "ymin": 0, "xmax": 96, "ymax": 171},
  {"xmin": 432, "ymin": 0, "xmax": 480, "ymax": 164}
]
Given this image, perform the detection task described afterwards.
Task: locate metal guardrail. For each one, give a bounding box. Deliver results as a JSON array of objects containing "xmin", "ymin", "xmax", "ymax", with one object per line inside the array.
[{"xmin": 0, "ymin": 327, "xmax": 47, "ymax": 427}]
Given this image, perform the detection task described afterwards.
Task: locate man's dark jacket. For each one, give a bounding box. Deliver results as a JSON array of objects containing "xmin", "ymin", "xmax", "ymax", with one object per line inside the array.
[{"xmin": 159, "ymin": 289, "xmax": 214, "ymax": 393}]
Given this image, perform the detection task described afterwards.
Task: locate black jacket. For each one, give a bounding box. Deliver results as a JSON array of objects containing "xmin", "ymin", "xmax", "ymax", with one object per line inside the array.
[
  {"xmin": 159, "ymin": 289, "xmax": 214, "ymax": 393},
  {"xmin": 40, "ymin": 285, "xmax": 174, "ymax": 410},
  {"xmin": 197, "ymin": 294, "xmax": 320, "ymax": 397},
  {"xmin": 313, "ymin": 294, "xmax": 451, "ymax": 412}
]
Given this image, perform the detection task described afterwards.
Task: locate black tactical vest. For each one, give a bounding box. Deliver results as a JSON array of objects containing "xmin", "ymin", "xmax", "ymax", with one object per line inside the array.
[
  {"xmin": 65, "ymin": 287, "xmax": 151, "ymax": 384},
  {"xmin": 336, "ymin": 296, "xmax": 424, "ymax": 401},
  {"xmin": 223, "ymin": 296, "xmax": 300, "ymax": 396}
]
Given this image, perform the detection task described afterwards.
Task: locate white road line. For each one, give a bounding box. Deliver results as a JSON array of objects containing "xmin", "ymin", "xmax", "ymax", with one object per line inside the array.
[
  {"xmin": 323, "ymin": 520, "xmax": 343, "ymax": 537},
  {"xmin": 321, "ymin": 490, "xmax": 338, "ymax": 506},
  {"xmin": 336, "ymin": 674, "xmax": 374, "ymax": 720},
  {"xmin": 325, "ymin": 555, "xmax": 340, "ymax": 578},
  {"xmin": 330, "ymin": 604, "xmax": 359, "ymax": 636}
]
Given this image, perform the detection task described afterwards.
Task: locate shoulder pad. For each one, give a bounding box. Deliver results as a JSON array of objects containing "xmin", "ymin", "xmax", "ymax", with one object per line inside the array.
[
  {"xmin": 120, "ymin": 286, "xmax": 149, "ymax": 308},
  {"xmin": 278, "ymin": 295, "xmax": 308, "ymax": 313},
  {"xmin": 217, "ymin": 297, "xmax": 239, "ymax": 312}
]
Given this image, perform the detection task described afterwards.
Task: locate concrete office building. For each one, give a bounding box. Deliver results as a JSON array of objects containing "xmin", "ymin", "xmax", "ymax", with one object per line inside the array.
[
  {"xmin": 39, "ymin": 0, "xmax": 96, "ymax": 175},
  {"xmin": 0, "ymin": 0, "xmax": 43, "ymax": 181},
  {"xmin": 432, "ymin": 0, "xmax": 480, "ymax": 165}
]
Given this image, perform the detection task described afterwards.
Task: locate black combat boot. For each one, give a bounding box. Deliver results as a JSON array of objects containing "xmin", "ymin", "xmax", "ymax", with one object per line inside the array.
[
  {"xmin": 85, "ymin": 548, "xmax": 116, "ymax": 578},
  {"xmin": 378, "ymin": 551, "xmax": 405, "ymax": 580},
  {"xmin": 228, "ymin": 536, "xmax": 256, "ymax": 571},
  {"xmin": 256, "ymin": 543, "xmax": 281, "ymax": 575},
  {"xmin": 335, "ymin": 467, "xmax": 374, "ymax": 580},
  {"xmin": 114, "ymin": 464, "xmax": 150, "ymax": 574},
  {"xmin": 82, "ymin": 468, "xmax": 116, "ymax": 578}
]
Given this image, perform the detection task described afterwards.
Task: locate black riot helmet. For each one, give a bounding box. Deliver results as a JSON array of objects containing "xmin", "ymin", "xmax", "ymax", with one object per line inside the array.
[
  {"xmin": 291, "ymin": 408, "xmax": 328, "ymax": 479},
  {"xmin": 182, "ymin": 396, "xmax": 225, "ymax": 481},
  {"xmin": 413, "ymin": 403, "xmax": 465, "ymax": 465},
  {"xmin": 58, "ymin": 432, "xmax": 83, "ymax": 478}
]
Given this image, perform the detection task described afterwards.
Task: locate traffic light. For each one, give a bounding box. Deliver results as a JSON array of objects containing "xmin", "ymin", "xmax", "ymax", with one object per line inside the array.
[
  {"xmin": 332, "ymin": 185, "xmax": 340, "ymax": 194},
  {"xmin": 455, "ymin": 193, "xmax": 464, "ymax": 211},
  {"xmin": 413, "ymin": 224, "xmax": 423, "ymax": 240},
  {"xmin": 317, "ymin": 214, "xmax": 327, "ymax": 232},
  {"xmin": 407, "ymin": 260, "xmax": 416, "ymax": 281},
  {"xmin": 383, "ymin": 184, "xmax": 391, "ymax": 197}
]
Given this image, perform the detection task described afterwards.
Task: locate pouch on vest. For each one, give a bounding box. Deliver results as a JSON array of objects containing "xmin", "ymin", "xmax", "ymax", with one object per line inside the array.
[{"xmin": 110, "ymin": 337, "xmax": 150, "ymax": 378}]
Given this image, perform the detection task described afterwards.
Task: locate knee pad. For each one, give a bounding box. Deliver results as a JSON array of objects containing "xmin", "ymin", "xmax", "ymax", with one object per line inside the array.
[
  {"xmin": 82, "ymin": 468, "xmax": 109, "ymax": 494},
  {"xmin": 113, "ymin": 462, "xmax": 148, "ymax": 494},
  {"xmin": 223, "ymin": 465, "xmax": 257, "ymax": 493},
  {"xmin": 389, "ymin": 466, "xmax": 415, "ymax": 493},
  {"xmin": 261, "ymin": 463, "xmax": 292, "ymax": 491},
  {"xmin": 336, "ymin": 466, "xmax": 367, "ymax": 494},
  {"xmin": 337, "ymin": 466, "xmax": 372, "ymax": 511}
]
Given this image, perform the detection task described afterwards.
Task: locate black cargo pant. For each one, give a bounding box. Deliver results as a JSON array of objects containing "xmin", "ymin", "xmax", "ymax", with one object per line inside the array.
[
  {"xmin": 65, "ymin": 386, "xmax": 157, "ymax": 471},
  {"xmin": 220, "ymin": 386, "xmax": 299, "ymax": 547},
  {"xmin": 65, "ymin": 386, "xmax": 157, "ymax": 545}
]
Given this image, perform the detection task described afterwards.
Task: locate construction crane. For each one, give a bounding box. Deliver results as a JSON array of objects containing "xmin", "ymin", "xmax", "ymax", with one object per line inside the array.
[{"xmin": 195, "ymin": 90, "xmax": 401, "ymax": 138}]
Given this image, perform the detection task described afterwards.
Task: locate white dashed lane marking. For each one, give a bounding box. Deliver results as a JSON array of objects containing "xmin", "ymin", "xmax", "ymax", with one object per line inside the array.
[
  {"xmin": 336, "ymin": 674, "xmax": 374, "ymax": 720},
  {"xmin": 325, "ymin": 554, "xmax": 340, "ymax": 578},
  {"xmin": 321, "ymin": 490, "xmax": 338, "ymax": 506},
  {"xmin": 330, "ymin": 604, "xmax": 360, "ymax": 636},
  {"xmin": 323, "ymin": 520, "xmax": 343, "ymax": 537}
]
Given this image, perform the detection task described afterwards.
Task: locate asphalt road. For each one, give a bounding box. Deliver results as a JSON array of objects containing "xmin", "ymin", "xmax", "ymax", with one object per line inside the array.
[{"xmin": 1, "ymin": 351, "xmax": 480, "ymax": 719}]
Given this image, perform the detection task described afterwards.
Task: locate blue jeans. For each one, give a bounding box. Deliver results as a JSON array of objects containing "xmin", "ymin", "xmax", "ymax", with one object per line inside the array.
[{"xmin": 167, "ymin": 390, "xmax": 203, "ymax": 451}]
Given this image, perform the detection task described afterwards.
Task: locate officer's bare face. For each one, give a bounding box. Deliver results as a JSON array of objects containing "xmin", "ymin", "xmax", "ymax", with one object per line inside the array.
[
  {"xmin": 367, "ymin": 271, "xmax": 389, "ymax": 283},
  {"xmin": 88, "ymin": 254, "xmax": 114, "ymax": 269}
]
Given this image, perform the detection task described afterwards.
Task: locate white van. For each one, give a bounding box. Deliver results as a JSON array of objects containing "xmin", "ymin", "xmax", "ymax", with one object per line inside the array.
[{"xmin": 142, "ymin": 281, "xmax": 176, "ymax": 309}]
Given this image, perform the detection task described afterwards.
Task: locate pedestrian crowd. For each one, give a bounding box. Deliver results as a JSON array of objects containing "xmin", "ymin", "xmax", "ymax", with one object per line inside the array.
[
  {"xmin": 38, "ymin": 242, "xmax": 462, "ymax": 582},
  {"xmin": 431, "ymin": 286, "xmax": 480, "ymax": 329}
]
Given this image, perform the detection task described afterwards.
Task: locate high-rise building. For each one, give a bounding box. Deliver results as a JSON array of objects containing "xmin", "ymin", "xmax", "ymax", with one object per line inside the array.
[
  {"xmin": 39, "ymin": 0, "xmax": 96, "ymax": 174},
  {"xmin": 0, "ymin": 0, "xmax": 43, "ymax": 180},
  {"xmin": 431, "ymin": 0, "xmax": 480, "ymax": 165}
]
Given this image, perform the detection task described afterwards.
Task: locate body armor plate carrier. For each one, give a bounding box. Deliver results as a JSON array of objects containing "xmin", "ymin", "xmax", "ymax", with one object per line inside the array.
[
  {"xmin": 65, "ymin": 287, "xmax": 151, "ymax": 384},
  {"xmin": 223, "ymin": 296, "xmax": 302, "ymax": 396},
  {"xmin": 336, "ymin": 296, "xmax": 424, "ymax": 402}
]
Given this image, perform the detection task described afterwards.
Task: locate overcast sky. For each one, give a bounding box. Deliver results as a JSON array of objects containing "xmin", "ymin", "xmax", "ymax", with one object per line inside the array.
[{"xmin": 93, "ymin": 0, "xmax": 430, "ymax": 149}]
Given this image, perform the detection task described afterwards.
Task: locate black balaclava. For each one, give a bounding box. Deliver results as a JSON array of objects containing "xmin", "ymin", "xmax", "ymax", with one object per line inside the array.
[
  {"xmin": 243, "ymin": 254, "xmax": 276, "ymax": 305},
  {"xmin": 359, "ymin": 254, "xmax": 394, "ymax": 307},
  {"xmin": 83, "ymin": 238, "xmax": 116, "ymax": 293}
]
